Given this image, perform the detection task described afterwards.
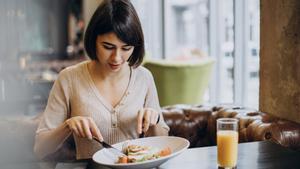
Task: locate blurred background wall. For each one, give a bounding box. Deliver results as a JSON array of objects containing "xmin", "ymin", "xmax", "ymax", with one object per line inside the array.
[{"xmin": 0, "ymin": 0, "xmax": 261, "ymax": 116}]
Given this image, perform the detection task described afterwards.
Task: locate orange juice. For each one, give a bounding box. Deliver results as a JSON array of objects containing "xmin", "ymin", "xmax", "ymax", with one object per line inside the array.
[{"xmin": 217, "ymin": 130, "xmax": 238, "ymax": 167}]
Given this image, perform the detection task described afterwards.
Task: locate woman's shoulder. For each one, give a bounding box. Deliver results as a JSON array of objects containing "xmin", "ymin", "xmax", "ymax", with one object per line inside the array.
[
  {"xmin": 60, "ymin": 60, "xmax": 88, "ymax": 75},
  {"xmin": 133, "ymin": 66, "xmax": 155, "ymax": 83},
  {"xmin": 57, "ymin": 60, "xmax": 89, "ymax": 81},
  {"xmin": 134, "ymin": 66, "xmax": 154, "ymax": 79}
]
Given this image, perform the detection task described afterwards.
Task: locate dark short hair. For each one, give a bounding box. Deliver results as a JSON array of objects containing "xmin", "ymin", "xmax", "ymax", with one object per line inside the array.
[{"xmin": 84, "ymin": 0, "xmax": 145, "ymax": 68}]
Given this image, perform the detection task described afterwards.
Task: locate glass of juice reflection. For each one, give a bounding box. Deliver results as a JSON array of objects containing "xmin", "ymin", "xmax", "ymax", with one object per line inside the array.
[{"xmin": 217, "ymin": 118, "xmax": 238, "ymax": 169}]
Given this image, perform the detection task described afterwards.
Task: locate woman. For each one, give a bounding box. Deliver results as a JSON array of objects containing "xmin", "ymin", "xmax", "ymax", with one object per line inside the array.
[{"xmin": 34, "ymin": 0, "xmax": 169, "ymax": 160}]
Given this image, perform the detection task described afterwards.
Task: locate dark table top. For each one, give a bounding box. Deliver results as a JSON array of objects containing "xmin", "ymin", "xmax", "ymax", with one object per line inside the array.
[
  {"xmin": 156, "ymin": 141, "xmax": 300, "ymax": 169},
  {"xmin": 88, "ymin": 141, "xmax": 300, "ymax": 169},
  {"xmin": 3, "ymin": 141, "xmax": 300, "ymax": 169},
  {"xmin": 87, "ymin": 141, "xmax": 300, "ymax": 169}
]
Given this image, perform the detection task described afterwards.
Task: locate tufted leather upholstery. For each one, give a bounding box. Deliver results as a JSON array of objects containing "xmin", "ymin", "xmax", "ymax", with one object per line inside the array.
[
  {"xmin": 4, "ymin": 104, "xmax": 298, "ymax": 163},
  {"xmin": 162, "ymin": 104, "xmax": 300, "ymax": 150}
]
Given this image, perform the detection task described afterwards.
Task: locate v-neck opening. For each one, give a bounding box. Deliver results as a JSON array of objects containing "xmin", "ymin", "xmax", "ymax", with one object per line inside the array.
[{"xmin": 84, "ymin": 61, "xmax": 135, "ymax": 112}]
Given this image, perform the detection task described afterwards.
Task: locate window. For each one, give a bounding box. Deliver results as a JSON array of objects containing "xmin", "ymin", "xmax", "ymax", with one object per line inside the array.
[
  {"xmin": 209, "ymin": 0, "xmax": 235, "ymax": 104},
  {"xmin": 131, "ymin": 0, "xmax": 163, "ymax": 59},
  {"xmin": 164, "ymin": 0, "xmax": 209, "ymax": 58},
  {"xmin": 245, "ymin": 0, "xmax": 260, "ymax": 108},
  {"xmin": 132, "ymin": 0, "xmax": 260, "ymax": 108}
]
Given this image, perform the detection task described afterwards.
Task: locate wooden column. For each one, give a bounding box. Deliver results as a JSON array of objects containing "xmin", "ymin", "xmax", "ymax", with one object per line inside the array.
[{"xmin": 260, "ymin": 0, "xmax": 300, "ymax": 123}]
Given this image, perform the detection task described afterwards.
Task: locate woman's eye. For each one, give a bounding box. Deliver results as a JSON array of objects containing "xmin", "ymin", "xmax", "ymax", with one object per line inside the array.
[
  {"xmin": 122, "ymin": 47, "xmax": 132, "ymax": 51},
  {"xmin": 103, "ymin": 45, "xmax": 114, "ymax": 50}
]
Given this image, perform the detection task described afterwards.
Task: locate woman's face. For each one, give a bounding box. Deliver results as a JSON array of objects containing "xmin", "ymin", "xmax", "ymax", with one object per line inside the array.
[{"xmin": 95, "ymin": 32, "xmax": 134, "ymax": 72}]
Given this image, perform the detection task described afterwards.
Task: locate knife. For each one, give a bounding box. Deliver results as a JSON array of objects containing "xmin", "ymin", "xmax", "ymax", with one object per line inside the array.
[{"xmin": 93, "ymin": 137, "xmax": 126, "ymax": 156}]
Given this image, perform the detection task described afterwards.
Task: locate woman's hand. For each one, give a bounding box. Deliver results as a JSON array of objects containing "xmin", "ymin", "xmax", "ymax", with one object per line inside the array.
[
  {"xmin": 65, "ymin": 116, "xmax": 103, "ymax": 141},
  {"xmin": 137, "ymin": 108, "xmax": 160, "ymax": 134}
]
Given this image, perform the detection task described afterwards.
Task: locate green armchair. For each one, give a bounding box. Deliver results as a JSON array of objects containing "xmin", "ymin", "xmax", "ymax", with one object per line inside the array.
[{"xmin": 144, "ymin": 58, "xmax": 214, "ymax": 106}]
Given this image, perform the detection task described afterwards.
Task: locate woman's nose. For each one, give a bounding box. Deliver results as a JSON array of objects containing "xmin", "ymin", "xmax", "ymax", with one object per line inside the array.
[{"xmin": 111, "ymin": 49, "xmax": 122, "ymax": 62}]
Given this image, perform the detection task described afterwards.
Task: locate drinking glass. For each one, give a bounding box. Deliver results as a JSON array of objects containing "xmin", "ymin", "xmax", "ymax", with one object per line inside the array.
[{"xmin": 217, "ymin": 118, "xmax": 239, "ymax": 169}]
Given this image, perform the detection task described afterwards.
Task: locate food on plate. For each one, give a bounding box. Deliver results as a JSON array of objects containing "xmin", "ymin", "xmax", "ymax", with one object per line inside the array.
[{"xmin": 117, "ymin": 144, "xmax": 171, "ymax": 163}]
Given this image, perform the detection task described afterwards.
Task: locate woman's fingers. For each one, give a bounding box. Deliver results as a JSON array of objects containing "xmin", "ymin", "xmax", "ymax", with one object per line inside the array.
[
  {"xmin": 142, "ymin": 109, "xmax": 151, "ymax": 132},
  {"xmin": 89, "ymin": 118, "xmax": 103, "ymax": 141},
  {"xmin": 70, "ymin": 126, "xmax": 80, "ymax": 137},
  {"xmin": 137, "ymin": 108, "xmax": 160, "ymax": 134},
  {"xmin": 137, "ymin": 108, "xmax": 144, "ymax": 134},
  {"xmin": 150, "ymin": 110, "xmax": 159, "ymax": 125},
  {"xmin": 81, "ymin": 119, "xmax": 92, "ymax": 140},
  {"xmin": 75, "ymin": 121, "xmax": 85, "ymax": 138},
  {"xmin": 66, "ymin": 116, "xmax": 102, "ymax": 141},
  {"xmin": 66, "ymin": 119, "xmax": 80, "ymax": 137}
]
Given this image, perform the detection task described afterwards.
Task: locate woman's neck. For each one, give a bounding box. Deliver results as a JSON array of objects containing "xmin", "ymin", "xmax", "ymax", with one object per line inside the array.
[{"xmin": 88, "ymin": 60, "xmax": 130, "ymax": 82}]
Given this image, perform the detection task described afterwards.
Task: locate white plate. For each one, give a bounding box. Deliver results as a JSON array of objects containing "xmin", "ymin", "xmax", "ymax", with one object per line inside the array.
[{"xmin": 92, "ymin": 136, "xmax": 190, "ymax": 169}]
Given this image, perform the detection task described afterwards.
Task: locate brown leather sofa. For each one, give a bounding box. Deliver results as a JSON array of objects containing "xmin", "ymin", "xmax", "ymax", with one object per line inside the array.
[
  {"xmin": 162, "ymin": 104, "xmax": 300, "ymax": 150},
  {"xmin": 2, "ymin": 104, "xmax": 299, "ymax": 163}
]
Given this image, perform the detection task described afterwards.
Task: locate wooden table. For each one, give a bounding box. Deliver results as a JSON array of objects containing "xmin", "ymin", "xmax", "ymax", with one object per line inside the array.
[{"xmin": 87, "ymin": 141, "xmax": 300, "ymax": 169}]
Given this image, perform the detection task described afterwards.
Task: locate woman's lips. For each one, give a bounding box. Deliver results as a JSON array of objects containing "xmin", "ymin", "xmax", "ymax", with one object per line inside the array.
[{"xmin": 109, "ymin": 63, "xmax": 121, "ymax": 70}]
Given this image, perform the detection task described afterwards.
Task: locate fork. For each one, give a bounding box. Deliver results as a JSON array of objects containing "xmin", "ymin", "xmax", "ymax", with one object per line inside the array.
[
  {"xmin": 92, "ymin": 137, "xmax": 126, "ymax": 156},
  {"xmin": 139, "ymin": 131, "xmax": 145, "ymax": 138}
]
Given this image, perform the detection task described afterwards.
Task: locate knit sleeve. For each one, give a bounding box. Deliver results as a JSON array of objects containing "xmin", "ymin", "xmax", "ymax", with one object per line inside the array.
[{"xmin": 36, "ymin": 68, "xmax": 72, "ymax": 133}]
